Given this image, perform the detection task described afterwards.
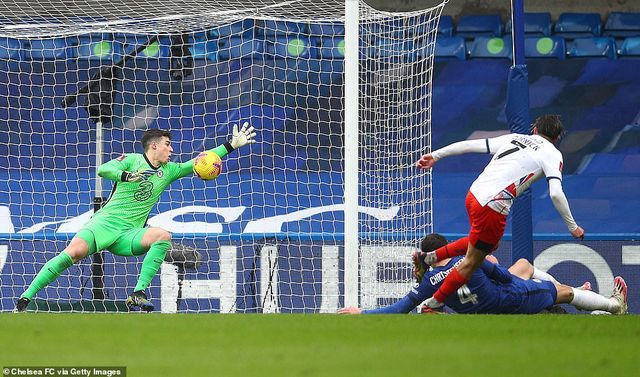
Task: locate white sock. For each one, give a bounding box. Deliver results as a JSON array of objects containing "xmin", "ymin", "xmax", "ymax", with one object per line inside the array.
[
  {"xmin": 532, "ymin": 267, "xmax": 560, "ymax": 285},
  {"xmin": 570, "ymin": 288, "xmax": 617, "ymax": 312}
]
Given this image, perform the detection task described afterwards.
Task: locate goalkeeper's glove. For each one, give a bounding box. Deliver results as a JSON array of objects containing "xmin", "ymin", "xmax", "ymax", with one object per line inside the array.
[
  {"xmin": 122, "ymin": 169, "xmax": 156, "ymax": 182},
  {"xmin": 230, "ymin": 122, "xmax": 257, "ymax": 149}
]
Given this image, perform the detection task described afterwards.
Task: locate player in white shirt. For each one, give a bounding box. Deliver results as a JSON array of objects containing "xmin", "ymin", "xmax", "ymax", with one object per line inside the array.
[{"xmin": 415, "ymin": 115, "xmax": 585, "ymax": 309}]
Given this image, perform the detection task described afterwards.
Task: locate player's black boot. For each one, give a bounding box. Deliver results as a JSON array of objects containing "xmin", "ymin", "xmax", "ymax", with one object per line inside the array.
[
  {"xmin": 14, "ymin": 297, "xmax": 30, "ymax": 312},
  {"xmin": 126, "ymin": 290, "xmax": 154, "ymax": 312}
]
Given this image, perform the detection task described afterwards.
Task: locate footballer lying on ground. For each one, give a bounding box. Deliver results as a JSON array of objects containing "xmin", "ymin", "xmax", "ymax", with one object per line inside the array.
[{"xmin": 339, "ymin": 234, "xmax": 628, "ymax": 315}]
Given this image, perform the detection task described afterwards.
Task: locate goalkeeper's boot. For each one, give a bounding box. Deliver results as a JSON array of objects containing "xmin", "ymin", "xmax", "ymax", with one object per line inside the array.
[
  {"xmin": 126, "ymin": 291, "xmax": 154, "ymax": 312},
  {"xmin": 412, "ymin": 251, "xmax": 429, "ymax": 283},
  {"xmin": 611, "ymin": 276, "xmax": 628, "ymax": 315},
  {"xmin": 14, "ymin": 297, "xmax": 30, "ymax": 313}
]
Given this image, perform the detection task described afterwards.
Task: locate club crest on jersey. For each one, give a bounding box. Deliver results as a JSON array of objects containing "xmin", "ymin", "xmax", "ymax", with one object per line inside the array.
[{"xmin": 156, "ymin": 170, "xmax": 164, "ymax": 178}]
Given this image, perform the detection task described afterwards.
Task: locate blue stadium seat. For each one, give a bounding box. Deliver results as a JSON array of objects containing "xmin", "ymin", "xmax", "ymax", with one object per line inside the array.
[
  {"xmin": 0, "ymin": 38, "xmax": 22, "ymax": 60},
  {"xmin": 567, "ymin": 37, "xmax": 616, "ymax": 59},
  {"xmin": 316, "ymin": 37, "xmax": 345, "ymax": 59},
  {"xmin": 308, "ymin": 22, "xmax": 344, "ymax": 37},
  {"xmin": 618, "ymin": 36, "xmax": 640, "ymax": 57},
  {"xmin": 468, "ymin": 37, "xmax": 511, "ymax": 59},
  {"xmin": 217, "ymin": 37, "xmax": 264, "ymax": 60},
  {"xmin": 189, "ymin": 40, "xmax": 217, "ymax": 61},
  {"xmin": 366, "ymin": 38, "xmax": 413, "ymax": 60},
  {"xmin": 210, "ymin": 19, "xmax": 254, "ymax": 38},
  {"xmin": 25, "ymin": 38, "xmax": 76, "ymax": 60},
  {"xmin": 505, "ymin": 12, "xmax": 552, "ymax": 36},
  {"xmin": 76, "ymin": 34, "xmax": 124, "ymax": 61},
  {"xmin": 456, "ymin": 15, "xmax": 503, "ymax": 39},
  {"xmin": 604, "ymin": 12, "xmax": 640, "ymax": 38},
  {"xmin": 524, "ymin": 36, "xmax": 565, "ymax": 59},
  {"xmin": 115, "ymin": 34, "xmax": 171, "ymax": 58},
  {"xmin": 434, "ymin": 36, "xmax": 466, "ymax": 60},
  {"xmin": 438, "ymin": 15, "xmax": 454, "ymax": 37},
  {"xmin": 554, "ymin": 13, "xmax": 602, "ymax": 39},
  {"xmin": 268, "ymin": 36, "xmax": 313, "ymax": 59},
  {"xmin": 258, "ymin": 20, "xmax": 307, "ymax": 36}
]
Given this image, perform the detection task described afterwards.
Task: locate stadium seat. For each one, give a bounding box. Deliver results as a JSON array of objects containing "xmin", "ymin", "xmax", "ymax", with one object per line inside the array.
[
  {"xmin": 438, "ymin": 15, "xmax": 454, "ymax": 37},
  {"xmin": 618, "ymin": 36, "xmax": 640, "ymax": 57},
  {"xmin": 366, "ymin": 38, "xmax": 413, "ymax": 60},
  {"xmin": 434, "ymin": 36, "xmax": 466, "ymax": 60},
  {"xmin": 308, "ymin": 22, "xmax": 345, "ymax": 37},
  {"xmin": 468, "ymin": 36, "xmax": 511, "ymax": 59},
  {"xmin": 210, "ymin": 19, "xmax": 254, "ymax": 38},
  {"xmin": 217, "ymin": 37, "xmax": 264, "ymax": 60},
  {"xmin": 604, "ymin": 12, "xmax": 640, "ymax": 38},
  {"xmin": 189, "ymin": 40, "xmax": 218, "ymax": 61},
  {"xmin": 115, "ymin": 34, "xmax": 171, "ymax": 58},
  {"xmin": 554, "ymin": 13, "xmax": 602, "ymax": 39},
  {"xmin": 268, "ymin": 36, "xmax": 313, "ymax": 59},
  {"xmin": 455, "ymin": 15, "xmax": 503, "ymax": 39},
  {"xmin": 316, "ymin": 37, "xmax": 345, "ymax": 59},
  {"xmin": 25, "ymin": 38, "xmax": 76, "ymax": 60},
  {"xmin": 567, "ymin": 37, "xmax": 616, "ymax": 59},
  {"xmin": 524, "ymin": 36, "xmax": 566, "ymax": 59},
  {"xmin": 258, "ymin": 20, "xmax": 307, "ymax": 36},
  {"xmin": 505, "ymin": 12, "xmax": 552, "ymax": 36},
  {"xmin": 76, "ymin": 34, "xmax": 124, "ymax": 61},
  {"xmin": 0, "ymin": 38, "xmax": 22, "ymax": 60}
]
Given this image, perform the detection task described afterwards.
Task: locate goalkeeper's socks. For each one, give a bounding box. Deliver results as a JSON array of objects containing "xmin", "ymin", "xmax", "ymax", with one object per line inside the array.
[
  {"xmin": 22, "ymin": 252, "xmax": 74, "ymax": 300},
  {"xmin": 134, "ymin": 240, "xmax": 171, "ymax": 292},
  {"xmin": 434, "ymin": 237, "xmax": 469, "ymax": 262},
  {"xmin": 433, "ymin": 267, "xmax": 469, "ymax": 303}
]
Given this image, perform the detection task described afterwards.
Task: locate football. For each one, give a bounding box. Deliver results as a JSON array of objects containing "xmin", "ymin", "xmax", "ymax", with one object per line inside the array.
[{"xmin": 193, "ymin": 151, "xmax": 223, "ymax": 180}]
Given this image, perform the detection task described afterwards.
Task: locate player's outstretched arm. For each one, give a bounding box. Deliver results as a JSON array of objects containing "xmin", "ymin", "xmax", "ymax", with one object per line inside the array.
[
  {"xmin": 548, "ymin": 178, "xmax": 584, "ymax": 239},
  {"xmin": 173, "ymin": 122, "xmax": 259, "ymax": 180},
  {"xmin": 97, "ymin": 155, "xmax": 155, "ymax": 183},
  {"xmin": 416, "ymin": 136, "xmax": 510, "ymax": 170}
]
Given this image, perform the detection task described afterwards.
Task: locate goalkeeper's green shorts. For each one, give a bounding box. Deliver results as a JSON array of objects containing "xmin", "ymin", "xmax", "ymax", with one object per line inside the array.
[{"xmin": 75, "ymin": 223, "xmax": 147, "ymax": 257}]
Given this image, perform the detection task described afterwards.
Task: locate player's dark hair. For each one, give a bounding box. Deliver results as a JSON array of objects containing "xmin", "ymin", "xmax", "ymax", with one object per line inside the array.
[
  {"xmin": 141, "ymin": 129, "xmax": 171, "ymax": 151},
  {"xmin": 531, "ymin": 114, "xmax": 565, "ymax": 142},
  {"xmin": 420, "ymin": 233, "xmax": 448, "ymax": 253}
]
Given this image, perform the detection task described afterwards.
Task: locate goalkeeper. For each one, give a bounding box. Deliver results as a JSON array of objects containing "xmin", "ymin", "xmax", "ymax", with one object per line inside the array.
[{"xmin": 16, "ymin": 123, "xmax": 257, "ymax": 312}]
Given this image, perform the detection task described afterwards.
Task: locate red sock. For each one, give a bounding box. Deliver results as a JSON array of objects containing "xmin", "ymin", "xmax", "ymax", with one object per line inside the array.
[
  {"xmin": 433, "ymin": 268, "xmax": 469, "ymax": 303},
  {"xmin": 435, "ymin": 237, "xmax": 469, "ymax": 261}
]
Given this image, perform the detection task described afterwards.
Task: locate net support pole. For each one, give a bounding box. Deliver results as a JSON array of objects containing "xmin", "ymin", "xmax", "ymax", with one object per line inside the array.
[
  {"xmin": 92, "ymin": 120, "xmax": 106, "ymax": 300},
  {"xmin": 508, "ymin": 0, "xmax": 533, "ymax": 263},
  {"xmin": 344, "ymin": 0, "xmax": 359, "ymax": 307}
]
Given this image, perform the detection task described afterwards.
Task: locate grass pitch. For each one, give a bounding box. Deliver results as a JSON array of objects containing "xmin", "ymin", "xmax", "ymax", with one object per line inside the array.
[{"xmin": 1, "ymin": 314, "xmax": 638, "ymax": 377}]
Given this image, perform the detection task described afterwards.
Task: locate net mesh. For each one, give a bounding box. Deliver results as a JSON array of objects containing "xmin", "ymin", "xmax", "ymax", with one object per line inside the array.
[{"xmin": 0, "ymin": 0, "xmax": 445, "ymax": 312}]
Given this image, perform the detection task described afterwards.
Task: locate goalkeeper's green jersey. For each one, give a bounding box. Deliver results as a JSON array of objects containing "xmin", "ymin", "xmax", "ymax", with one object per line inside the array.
[{"xmin": 85, "ymin": 144, "xmax": 230, "ymax": 231}]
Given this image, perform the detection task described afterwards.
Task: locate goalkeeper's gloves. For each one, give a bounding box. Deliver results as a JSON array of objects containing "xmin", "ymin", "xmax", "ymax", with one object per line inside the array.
[
  {"xmin": 230, "ymin": 122, "xmax": 257, "ymax": 149},
  {"xmin": 122, "ymin": 169, "xmax": 156, "ymax": 182}
]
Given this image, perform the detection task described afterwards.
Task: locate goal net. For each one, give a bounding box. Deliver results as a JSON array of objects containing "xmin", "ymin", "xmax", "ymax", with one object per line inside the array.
[{"xmin": 0, "ymin": 0, "xmax": 445, "ymax": 312}]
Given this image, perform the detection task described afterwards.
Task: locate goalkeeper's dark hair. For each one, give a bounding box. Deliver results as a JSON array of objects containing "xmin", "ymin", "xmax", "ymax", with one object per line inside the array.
[
  {"xmin": 141, "ymin": 129, "xmax": 172, "ymax": 151},
  {"xmin": 420, "ymin": 233, "xmax": 448, "ymax": 253},
  {"xmin": 531, "ymin": 114, "xmax": 565, "ymax": 142}
]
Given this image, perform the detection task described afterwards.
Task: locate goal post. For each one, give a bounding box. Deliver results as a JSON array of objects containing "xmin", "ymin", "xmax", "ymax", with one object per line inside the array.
[{"xmin": 0, "ymin": 0, "xmax": 447, "ymax": 312}]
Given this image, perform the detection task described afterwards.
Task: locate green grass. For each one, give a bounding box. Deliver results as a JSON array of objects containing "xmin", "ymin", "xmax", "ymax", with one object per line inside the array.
[{"xmin": 1, "ymin": 314, "xmax": 638, "ymax": 377}]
